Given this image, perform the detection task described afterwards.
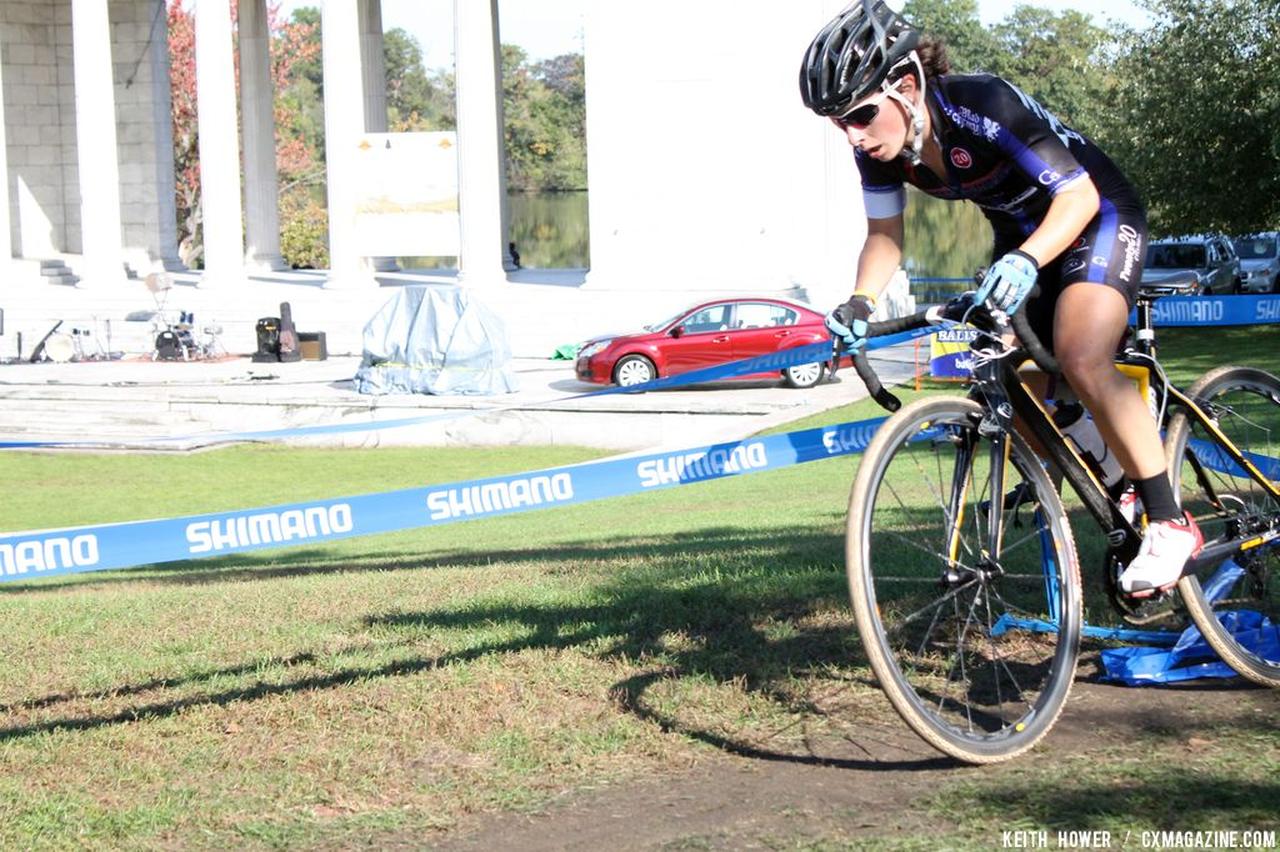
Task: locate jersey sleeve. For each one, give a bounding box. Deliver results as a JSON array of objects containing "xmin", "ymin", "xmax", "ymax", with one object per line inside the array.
[
  {"xmin": 855, "ymin": 149, "xmax": 906, "ymax": 219},
  {"xmin": 976, "ymin": 78, "xmax": 1090, "ymax": 197}
]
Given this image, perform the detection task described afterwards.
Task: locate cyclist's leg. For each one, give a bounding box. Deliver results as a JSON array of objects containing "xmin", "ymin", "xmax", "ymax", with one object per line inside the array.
[
  {"xmin": 1052, "ymin": 284, "xmax": 1162, "ymax": 480},
  {"xmin": 1052, "ymin": 209, "xmax": 1202, "ymax": 593}
]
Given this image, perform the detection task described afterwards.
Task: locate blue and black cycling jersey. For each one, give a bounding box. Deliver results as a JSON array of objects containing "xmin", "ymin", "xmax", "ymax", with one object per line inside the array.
[
  {"xmin": 857, "ymin": 73, "xmax": 1148, "ymax": 327},
  {"xmin": 856, "ymin": 73, "xmax": 1144, "ymax": 239}
]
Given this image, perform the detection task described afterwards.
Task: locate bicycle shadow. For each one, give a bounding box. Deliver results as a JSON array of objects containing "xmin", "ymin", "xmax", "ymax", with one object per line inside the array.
[{"xmin": 0, "ymin": 528, "xmax": 952, "ymax": 771}]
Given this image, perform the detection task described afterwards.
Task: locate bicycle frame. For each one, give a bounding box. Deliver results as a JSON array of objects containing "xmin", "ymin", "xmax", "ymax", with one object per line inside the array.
[{"xmin": 972, "ymin": 316, "xmax": 1280, "ymax": 577}]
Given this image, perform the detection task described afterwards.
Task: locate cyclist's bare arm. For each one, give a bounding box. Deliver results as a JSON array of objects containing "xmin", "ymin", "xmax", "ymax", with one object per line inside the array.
[
  {"xmin": 1019, "ymin": 178, "xmax": 1100, "ymax": 266},
  {"xmin": 851, "ymin": 213, "xmax": 904, "ymax": 301}
]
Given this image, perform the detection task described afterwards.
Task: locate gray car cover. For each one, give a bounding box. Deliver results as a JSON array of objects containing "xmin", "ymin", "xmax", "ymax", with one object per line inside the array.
[{"xmin": 354, "ymin": 286, "xmax": 519, "ymax": 395}]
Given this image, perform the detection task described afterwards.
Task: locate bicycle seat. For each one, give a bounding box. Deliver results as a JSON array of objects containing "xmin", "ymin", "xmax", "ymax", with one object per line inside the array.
[{"xmin": 1137, "ymin": 271, "xmax": 1199, "ymax": 301}]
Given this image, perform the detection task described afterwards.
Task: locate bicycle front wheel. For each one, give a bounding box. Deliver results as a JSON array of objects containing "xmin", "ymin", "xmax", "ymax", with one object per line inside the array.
[
  {"xmin": 1166, "ymin": 366, "xmax": 1280, "ymax": 686},
  {"xmin": 847, "ymin": 396, "xmax": 1082, "ymax": 763}
]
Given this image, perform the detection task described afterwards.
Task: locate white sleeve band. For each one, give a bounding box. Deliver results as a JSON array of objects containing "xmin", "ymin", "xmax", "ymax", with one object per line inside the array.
[{"xmin": 863, "ymin": 185, "xmax": 906, "ymax": 219}]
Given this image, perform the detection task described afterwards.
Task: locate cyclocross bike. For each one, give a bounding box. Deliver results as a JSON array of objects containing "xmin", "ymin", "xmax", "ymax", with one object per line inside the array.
[{"xmin": 842, "ymin": 277, "xmax": 1280, "ymax": 763}]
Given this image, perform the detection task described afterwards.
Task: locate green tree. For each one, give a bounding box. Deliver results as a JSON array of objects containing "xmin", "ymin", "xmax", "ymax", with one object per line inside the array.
[
  {"xmin": 1096, "ymin": 0, "xmax": 1280, "ymax": 234},
  {"xmin": 986, "ymin": 7, "xmax": 1111, "ymax": 134},
  {"xmin": 501, "ymin": 46, "xmax": 587, "ymax": 191},
  {"xmin": 384, "ymin": 28, "xmax": 455, "ymax": 131},
  {"xmin": 902, "ymin": 0, "xmax": 997, "ymax": 74}
]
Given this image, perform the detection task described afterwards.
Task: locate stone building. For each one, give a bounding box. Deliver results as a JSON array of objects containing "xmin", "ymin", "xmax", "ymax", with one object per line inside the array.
[{"xmin": 0, "ymin": 0, "xmax": 861, "ymax": 357}]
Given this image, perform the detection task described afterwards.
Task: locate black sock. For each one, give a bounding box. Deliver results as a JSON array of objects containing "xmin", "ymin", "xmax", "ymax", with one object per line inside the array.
[{"xmin": 1134, "ymin": 473, "xmax": 1181, "ymax": 522}]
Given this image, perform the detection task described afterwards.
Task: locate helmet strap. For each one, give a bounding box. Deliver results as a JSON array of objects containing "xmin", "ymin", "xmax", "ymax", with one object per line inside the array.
[{"xmin": 885, "ymin": 52, "xmax": 927, "ymax": 165}]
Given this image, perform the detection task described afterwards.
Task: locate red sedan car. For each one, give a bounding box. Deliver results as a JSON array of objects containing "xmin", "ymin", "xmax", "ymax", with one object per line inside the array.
[{"xmin": 575, "ymin": 297, "xmax": 837, "ymax": 389}]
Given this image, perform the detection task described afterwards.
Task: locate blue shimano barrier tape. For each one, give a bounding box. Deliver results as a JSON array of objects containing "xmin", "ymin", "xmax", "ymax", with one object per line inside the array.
[
  {"xmin": 0, "ymin": 416, "xmax": 888, "ymax": 583},
  {"xmin": 1130, "ymin": 293, "xmax": 1280, "ymax": 327}
]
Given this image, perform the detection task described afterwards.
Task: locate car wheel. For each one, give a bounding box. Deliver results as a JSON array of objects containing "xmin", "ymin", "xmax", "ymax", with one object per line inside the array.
[
  {"xmin": 613, "ymin": 354, "xmax": 656, "ymax": 388},
  {"xmin": 782, "ymin": 361, "xmax": 825, "ymax": 389}
]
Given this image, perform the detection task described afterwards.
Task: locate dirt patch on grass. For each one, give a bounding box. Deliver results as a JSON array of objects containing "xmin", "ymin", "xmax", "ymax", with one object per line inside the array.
[{"xmin": 432, "ymin": 678, "xmax": 1280, "ymax": 850}]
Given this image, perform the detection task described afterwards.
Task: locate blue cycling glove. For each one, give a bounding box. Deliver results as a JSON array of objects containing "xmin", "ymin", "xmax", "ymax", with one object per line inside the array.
[
  {"xmin": 977, "ymin": 250, "xmax": 1039, "ymax": 313},
  {"xmin": 825, "ymin": 295, "xmax": 875, "ymax": 351}
]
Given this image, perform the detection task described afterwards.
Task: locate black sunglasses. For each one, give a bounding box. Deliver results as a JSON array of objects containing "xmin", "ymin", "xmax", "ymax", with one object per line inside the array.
[
  {"xmin": 835, "ymin": 93, "xmax": 889, "ymax": 130},
  {"xmin": 835, "ymin": 102, "xmax": 880, "ymax": 130}
]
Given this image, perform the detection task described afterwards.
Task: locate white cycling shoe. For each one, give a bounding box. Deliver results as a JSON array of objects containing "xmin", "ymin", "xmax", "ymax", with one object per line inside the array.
[{"xmin": 1118, "ymin": 511, "xmax": 1203, "ymax": 597}]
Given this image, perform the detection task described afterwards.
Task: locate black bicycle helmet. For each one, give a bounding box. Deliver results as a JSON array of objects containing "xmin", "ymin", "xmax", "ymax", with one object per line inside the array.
[{"xmin": 800, "ymin": 0, "xmax": 920, "ymax": 117}]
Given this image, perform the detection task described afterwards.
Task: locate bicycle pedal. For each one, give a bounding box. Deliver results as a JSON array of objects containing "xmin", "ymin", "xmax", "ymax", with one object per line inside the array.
[{"xmin": 1103, "ymin": 550, "xmax": 1181, "ymax": 624}]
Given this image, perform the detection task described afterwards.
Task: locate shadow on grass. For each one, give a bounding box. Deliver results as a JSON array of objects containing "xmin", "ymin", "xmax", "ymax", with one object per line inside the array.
[
  {"xmin": 0, "ymin": 522, "xmax": 851, "ymax": 595},
  {"xmin": 0, "ymin": 526, "xmax": 960, "ymax": 771},
  {"xmin": 940, "ymin": 769, "xmax": 1280, "ymax": 831},
  {"xmin": 4, "ymin": 521, "xmax": 1271, "ymax": 774}
]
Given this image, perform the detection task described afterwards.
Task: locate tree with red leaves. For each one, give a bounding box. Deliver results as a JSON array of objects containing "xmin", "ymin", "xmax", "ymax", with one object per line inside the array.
[{"xmin": 167, "ymin": 0, "xmax": 321, "ymax": 268}]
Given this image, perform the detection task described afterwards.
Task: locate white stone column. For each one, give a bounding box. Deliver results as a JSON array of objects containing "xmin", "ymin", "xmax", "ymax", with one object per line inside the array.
[
  {"xmin": 359, "ymin": 0, "xmax": 389, "ymax": 135},
  {"xmin": 322, "ymin": 0, "xmax": 376, "ymax": 288},
  {"xmin": 70, "ymin": 0, "xmax": 126, "ymax": 288},
  {"xmin": 359, "ymin": 0, "xmax": 398, "ymax": 272},
  {"xmin": 195, "ymin": 0, "xmax": 245, "ymax": 287},
  {"xmin": 238, "ymin": 0, "xmax": 285, "ymax": 271},
  {"xmin": 0, "ymin": 37, "xmax": 13, "ymax": 278},
  {"xmin": 454, "ymin": 0, "xmax": 513, "ymax": 282}
]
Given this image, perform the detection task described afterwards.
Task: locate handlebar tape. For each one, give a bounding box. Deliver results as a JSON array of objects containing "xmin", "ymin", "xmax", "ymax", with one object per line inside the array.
[{"xmin": 847, "ymin": 289, "xmax": 1061, "ymax": 413}]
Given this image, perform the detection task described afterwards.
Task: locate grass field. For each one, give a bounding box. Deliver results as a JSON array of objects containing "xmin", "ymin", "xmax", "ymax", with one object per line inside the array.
[{"xmin": 1, "ymin": 327, "xmax": 1277, "ymax": 847}]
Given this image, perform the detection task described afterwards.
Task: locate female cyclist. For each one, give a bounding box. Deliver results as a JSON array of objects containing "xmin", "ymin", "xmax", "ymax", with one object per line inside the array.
[{"xmin": 800, "ymin": 0, "xmax": 1200, "ymax": 595}]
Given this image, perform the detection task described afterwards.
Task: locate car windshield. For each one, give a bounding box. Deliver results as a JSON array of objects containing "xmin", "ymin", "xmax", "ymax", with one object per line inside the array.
[
  {"xmin": 645, "ymin": 309, "xmax": 689, "ymax": 332},
  {"xmin": 1234, "ymin": 236, "xmax": 1278, "ymax": 260},
  {"xmin": 646, "ymin": 304, "xmax": 737, "ymax": 333},
  {"xmin": 1146, "ymin": 243, "xmax": 1206, "ymax": 269}
]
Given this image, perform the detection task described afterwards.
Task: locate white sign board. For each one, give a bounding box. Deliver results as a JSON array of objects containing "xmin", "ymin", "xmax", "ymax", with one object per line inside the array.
[{"xmin": 353, "ymin": 132, "xmax": 459, "ymax": 256}]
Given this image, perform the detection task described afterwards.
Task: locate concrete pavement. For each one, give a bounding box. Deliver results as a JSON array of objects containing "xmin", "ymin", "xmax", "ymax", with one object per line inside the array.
[{"xmin": 0, "ymin": 345, "xmax": 921, "ymax": 452}]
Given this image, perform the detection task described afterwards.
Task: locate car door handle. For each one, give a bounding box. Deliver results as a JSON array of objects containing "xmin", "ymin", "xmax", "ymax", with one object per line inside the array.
[
  {"xmin": 712, "ymin": 335, "xmax": 730, "ymax": 343},
  {"xmin": 774, "ymin": 331, "xmax": 793, "ymax": 338}
]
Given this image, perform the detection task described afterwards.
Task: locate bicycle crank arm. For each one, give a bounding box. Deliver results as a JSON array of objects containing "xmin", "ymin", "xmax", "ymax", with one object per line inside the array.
[{"xmin": 1183, "ymin": 531, "xmax": 1279, "ymax": 577}]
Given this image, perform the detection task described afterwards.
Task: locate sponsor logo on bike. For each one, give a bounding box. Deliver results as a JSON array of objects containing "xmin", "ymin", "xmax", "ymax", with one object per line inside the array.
[
  {"xmin": 0, "ymin": 534, "xmax": 99, "ymax": 575},
  {"xmin": 637, "ymin": 443, "xmax": 768, "ymax": 487},
  {"xmin": 187, "ymin": 504, "xmax": 354, "ymax": 554},
  {"xmin": 950, "ymin": 147, "xmax": 973, "ymax": 169},
  {"xmin": 426, "ymin": 475, "xmax": 574, "ymax": 521}
]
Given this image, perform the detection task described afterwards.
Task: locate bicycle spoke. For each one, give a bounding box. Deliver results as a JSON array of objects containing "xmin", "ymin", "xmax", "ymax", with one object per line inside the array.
[
  {"xmin": 849, "ymin": 397, "xmax": 1081, "ymax": 760},
  {"xmin": 1165, "ymin": 369, "xmax": 1280, "ymax": 686}
]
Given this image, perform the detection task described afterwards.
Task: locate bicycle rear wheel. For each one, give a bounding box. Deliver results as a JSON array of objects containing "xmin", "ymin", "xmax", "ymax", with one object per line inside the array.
[
  {"xmin": 847, "ymin": 396, "xmax": 1082, "ymax": 763},
  {"xmin": 1166, "ymin": 366, "xmax": 1280, "ymax": 686}
]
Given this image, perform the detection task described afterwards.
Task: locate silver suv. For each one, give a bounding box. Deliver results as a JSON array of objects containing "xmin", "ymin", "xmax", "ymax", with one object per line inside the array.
[
  {"xmin": 1233, "ymin": 232, "xmax": 1280, "ymax": 294},
  {"xmin": 1143, "ymin": 234, "xmax": 1242, "ymax": 295}
]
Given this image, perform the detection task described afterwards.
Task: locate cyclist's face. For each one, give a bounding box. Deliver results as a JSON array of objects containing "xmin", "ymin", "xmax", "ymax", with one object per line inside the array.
[{"xmin": 833, "ymin": 76, "xmax": 915, "ymax": 160}]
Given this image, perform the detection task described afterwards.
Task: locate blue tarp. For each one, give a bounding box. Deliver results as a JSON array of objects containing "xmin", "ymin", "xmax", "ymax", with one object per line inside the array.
[
  {"xmin": 1099, "ymin": 560, "xmax": 1280, "ymax": 685},
  {"xmin": 354, "ymin": 286, "xmax": 519, "ymax": 396}
]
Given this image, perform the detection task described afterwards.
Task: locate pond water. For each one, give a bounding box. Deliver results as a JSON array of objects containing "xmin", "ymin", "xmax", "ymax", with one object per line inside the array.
[{"xmin": 406, "ymin": 188, "xmax": 995, "ymax": 291}]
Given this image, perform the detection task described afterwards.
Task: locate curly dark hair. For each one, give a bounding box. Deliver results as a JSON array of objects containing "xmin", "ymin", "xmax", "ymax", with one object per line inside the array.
[{"xmin": 888, "ymin": 36, "xmax": 952, "ymax": 84}]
